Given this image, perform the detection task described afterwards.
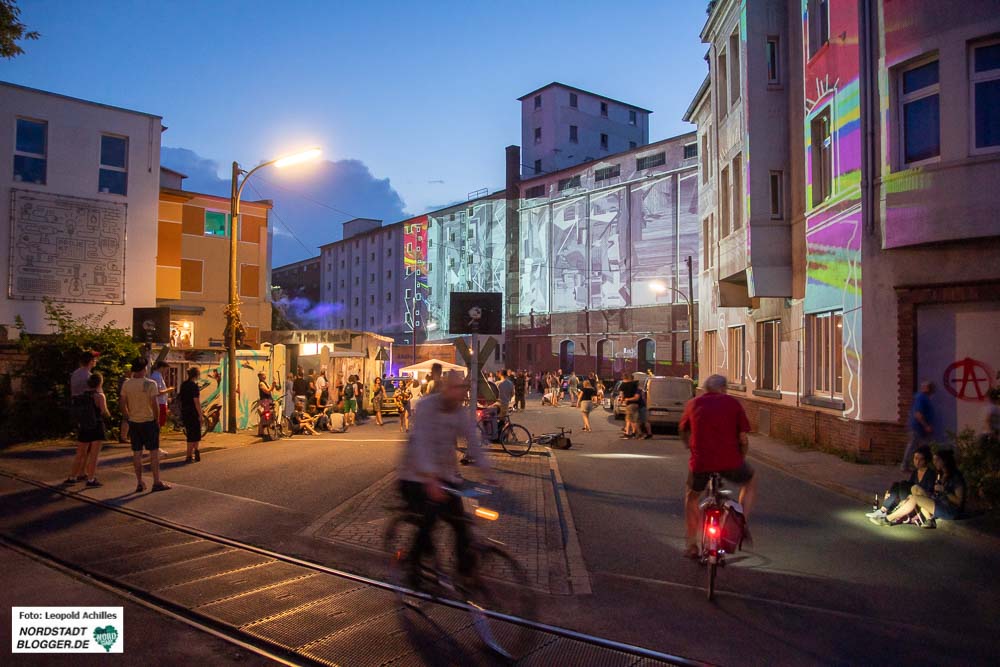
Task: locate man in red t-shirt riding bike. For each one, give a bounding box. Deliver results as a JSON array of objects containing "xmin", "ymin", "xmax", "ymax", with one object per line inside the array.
[{"xmin": 679, "ymin": 374, "xmax": 757, "ymax": 559}]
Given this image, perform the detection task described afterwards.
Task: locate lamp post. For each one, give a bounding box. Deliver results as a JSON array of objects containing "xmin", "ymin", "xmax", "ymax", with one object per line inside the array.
[
  {"xmin": 226, "ymin": 147, "xmax": 321, "ymax": 433},
  {"xmin": 650, "ymin": 277, "xmax": 696, "ymax": 380}
]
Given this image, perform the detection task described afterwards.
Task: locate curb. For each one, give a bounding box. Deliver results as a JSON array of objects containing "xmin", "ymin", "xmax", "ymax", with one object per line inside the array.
[{"xmin": 547, "ymin": 448, "xmax": 592, "ymax": 595}]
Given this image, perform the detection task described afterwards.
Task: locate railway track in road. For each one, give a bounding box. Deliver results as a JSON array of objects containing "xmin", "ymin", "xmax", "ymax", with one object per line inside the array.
[{"xmin": 0, "ymin": 470, "xmax": 709, "ymax": 667}]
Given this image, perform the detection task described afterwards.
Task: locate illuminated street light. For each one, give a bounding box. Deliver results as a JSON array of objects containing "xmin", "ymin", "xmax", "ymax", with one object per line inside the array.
[{"xmin": 226, "ymin": 147, "xmax": 321, "ymax": 433}]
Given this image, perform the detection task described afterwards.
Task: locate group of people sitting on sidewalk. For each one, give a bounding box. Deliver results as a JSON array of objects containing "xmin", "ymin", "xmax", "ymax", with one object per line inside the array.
[{"xmin": 867, "ymin": 446, "xmax": 966, "ymax": 529}]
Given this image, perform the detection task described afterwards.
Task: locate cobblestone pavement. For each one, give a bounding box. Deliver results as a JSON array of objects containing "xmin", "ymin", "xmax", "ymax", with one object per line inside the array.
[{"xmin": 311, "ymin": 451, "xmax": 570, "ymax": 593}]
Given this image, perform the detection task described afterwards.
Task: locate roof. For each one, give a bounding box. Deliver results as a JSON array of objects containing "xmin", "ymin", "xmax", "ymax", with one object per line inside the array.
[
  {"xmin": 160, "ymin": 166, "xmax": 188, "ymax": 179},
  {"xmin": 0, "ymin": 80, "xmax": 163, "ymax": 119},
  {"xmin": 517, "ymin": 82, "xmax": 653, "ymax": 114},
  {"xmin": 682, "ymin": 76, "xmax": 711, "ymax": 122},
  {"xmin": 159, "ymin": 186, "xmax": 272, "ymax": 209},
  {"xmin": 273, "ymin": 256, "xmax": 321, "ymax": 272}
]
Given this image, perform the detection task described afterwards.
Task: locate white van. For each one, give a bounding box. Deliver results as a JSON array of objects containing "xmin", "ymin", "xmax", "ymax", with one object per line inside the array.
[{"xmin": 645, "ymin": 377, "xmax": 695, "ymax": 427}]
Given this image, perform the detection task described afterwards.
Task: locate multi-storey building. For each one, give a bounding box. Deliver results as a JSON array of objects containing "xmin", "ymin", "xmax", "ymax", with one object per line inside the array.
[
  {"xmin": 691, "ymin": 0, "xmax": 1000, "ymax": 462},
  {"xmin": 0, "ymin": 82, "xmax": 163, "ymax": 333},
  {"xmin": 519, "ymin": 83, "xmax": 651, "ymax": 178},
  {"xmin": 157, "ymin": 170, "xmax": 272, "ymax": 348},
  {"xmin": 272, "ymin": 256, "xmax": 321, "ymax": 306},
  {"xmin": 506, "ymin": 132, "xmax": 701, "ymax": 376}
]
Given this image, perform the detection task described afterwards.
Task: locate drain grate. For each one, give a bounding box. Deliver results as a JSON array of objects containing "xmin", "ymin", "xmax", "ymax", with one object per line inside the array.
[
  {"xmin": 121, "ymin": 549, "xmax": 272, "ymax": 590},
  {"xmin": 159, "ymin": 562, "xmax": 311, "ymax": 608},
  {"xmin": 89, "ymin": 540, "xmax": 226, "ymax": 577},
  {"xmin": 197, "ymin": 574, "xmax": 359, "ymax": 627},
  {"xmin": 518, "ymin": 638, "xmax": 640, "ymax": 666},
  {"xmin": 244, "ymin": 587, "xmax": 399, "ymax": 649}
]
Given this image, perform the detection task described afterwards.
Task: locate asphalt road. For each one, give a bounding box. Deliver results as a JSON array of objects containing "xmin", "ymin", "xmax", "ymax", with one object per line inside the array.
[{"xmin": 513, "ymin": 401, "xmax": 1000, "ymax": 665}]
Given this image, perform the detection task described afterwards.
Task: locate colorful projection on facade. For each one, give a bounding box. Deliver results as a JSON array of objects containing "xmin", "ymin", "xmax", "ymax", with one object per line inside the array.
[{"xmin": 403, "ymin": 215, "xmax": 429, "ymax": 336}]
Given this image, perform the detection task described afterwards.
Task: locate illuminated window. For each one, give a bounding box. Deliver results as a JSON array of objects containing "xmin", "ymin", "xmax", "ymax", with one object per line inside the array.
[
  {"xmin": 534, "ymin": 127, "xmax": 541, "ymax": 144},
  {"xmin": 727, "ymin": 326, "xmax": 745, "ymax": 384},
  {"xmin": 169, "ymin": 320, "xmax": 195, "ymax": 348},
  {"xmin": 569, "ymin": 92, "xmax": 578, "ymax": 108},
  {"xmin": 205, "ymin": 211, "xmax": 229, "ymax": 237},
  {"xmin": 769, "ymin": 171, "xmax": 783, "ymax": 219},
  {"xmin": 729, "ymin": 30, "xmax": 741, "ymax": 105},
  {"xmin": 810, "ymin": 107, "xmax": 833, "ymax": 206},
  {"xmin": 766, "ymin": 37, "xmax": 781, "ymax": 84},
  {"xmin": 636, "ymin": 152, "xmax": 666, "ymax": 170},
  {"xmin": 757, "ymin": 320, "xmax": 780, "ymax": 391},
  {"xmin": 534, "ymin": 94, "xmax": 541, "ymax": 110},
  {"xmin": 629, "ymin": 110, "xmax": 637, "ymax": 126},
  {"xmin": 808, "ymin": 0, "xmax": 829, "ymax": 58},
  {"xmin": 13, "ymin": 118, "xmax": 47, "ymax": 184},
  {"xmin": 595, "ymin": 164, "xmax": 620, "ymax": 181},
  {"xmin": 683, "ymin": 143, "xmax": 698, "ymax": 160},
  {"xmin": 971, "ymin": 40, "xmax": 1000, "ymax": 153},
  {"xmin": 899, "ymin": 58, "xmax": 940, "ymax": 165},
  {"xmin": 809, "ymin": 311, "xmax": 843, "ymax": 398},
  {"xmin": 569, "ymin": 125, "xmax": 578, "ymax": 143},
  {"xmin": 99, "ymin": 134, "xmax": 128, "ymax": 195},
  {"xmin": 600, "ymin": 133, "xmax": 609, "ymax": 150},
  {"xmin": 600, "ymin": 101, "xmax": 608, "ymax": 117}
]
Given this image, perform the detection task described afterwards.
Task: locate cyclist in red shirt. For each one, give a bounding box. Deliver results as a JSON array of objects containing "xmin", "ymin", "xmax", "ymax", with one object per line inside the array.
[{"xmin": 679, "ymin": 374, "xmax": 757, "ymax": 559}]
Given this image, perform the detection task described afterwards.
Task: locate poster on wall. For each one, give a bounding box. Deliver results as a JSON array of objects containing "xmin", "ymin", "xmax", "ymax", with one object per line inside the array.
[
  {"xmin": 8, "ymin": 189, "xmax": 127, "ymax": 303},
  {"xmin": 449, "ymin": 292, "xmax": 502, "ymax": 335}
]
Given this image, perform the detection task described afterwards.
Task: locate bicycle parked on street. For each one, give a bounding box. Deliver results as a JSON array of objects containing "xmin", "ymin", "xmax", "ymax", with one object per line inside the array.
[
  {"xmin": 476, "ymin": 408, "xmax": 533, "ymax": 457},
  {"xmin": 699, "ymin": 472, "xmax": 749, "ymax": 601},
  {"xmin": 251, "ymin": 397, "xmax": 284, "ymax": 441},
  {"xmin": 383, "ymin": 480, "xmax": 535, "ymax": 659}
]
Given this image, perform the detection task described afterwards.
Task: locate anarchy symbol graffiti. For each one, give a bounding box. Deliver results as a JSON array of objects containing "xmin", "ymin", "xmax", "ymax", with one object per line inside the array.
[{"xmin": 942, "ymin": 357, "xmax": 994, "ymax": 402}]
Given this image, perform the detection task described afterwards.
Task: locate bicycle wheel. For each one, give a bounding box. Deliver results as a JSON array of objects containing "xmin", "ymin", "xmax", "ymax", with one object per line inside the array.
[
  {"xmin": 464, "ymin": 544, "xmax": 537, "ymax": 660},
  {"xmin": 500, "ymin": 424, "xmax": 532, "ymax": 457}
]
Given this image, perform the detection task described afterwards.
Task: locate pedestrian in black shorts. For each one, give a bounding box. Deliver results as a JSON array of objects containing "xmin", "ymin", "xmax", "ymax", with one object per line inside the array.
[
  {"xmin": 179, "ymin": 367, "xmax": 204, "ymax": 464},
  {"xmin": 120, "ymin": 359, "xmax": 170, "ymax": 493}
]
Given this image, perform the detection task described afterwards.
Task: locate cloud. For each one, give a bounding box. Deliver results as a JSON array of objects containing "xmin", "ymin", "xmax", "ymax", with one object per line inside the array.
[{"xmin": 160, "ymin": 147, "xmax": 408, "ymax": 266}]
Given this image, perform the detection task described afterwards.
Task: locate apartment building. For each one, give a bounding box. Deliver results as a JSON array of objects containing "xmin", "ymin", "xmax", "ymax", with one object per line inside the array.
[
  {"xmin": 272, "ymin": 256, "xmax": 321, "ymax": 305},
  {"xmin": 0, "ymin": 82, "xmax": 163, "ymax": 333},
  {"xmin": 691, "ymin": 0, "xmax": 1000, "ymax": 462},
  {"xmin": 519, "ymin": 82, "xmax": 651, "ymax": 178}
]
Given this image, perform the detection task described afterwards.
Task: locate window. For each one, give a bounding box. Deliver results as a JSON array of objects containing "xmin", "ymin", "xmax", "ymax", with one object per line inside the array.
[
  {"xmin": 769, "ymin": 171, "xmax": 783, "ymax": 219},
  {"xmin": 729, "ymin": 30, "xmax": 741, "ymax": 105},
  {"xmin": 204, "ymin": 211, "xmax": 229, "ymax": 237},
  {"xmin": 180, "ymin": 259, "xmax": 203, "ymax": 292},
  {"xmin": 526, "ymin": 343, "xmax": 534, "ymax": 362},
  {"xmin": 766, "ymin": 37, "xmax": 781, "ymax": 84},
  {"xmin": 757, "ymin": 320, "xmax": 781, "ymax": 391},
  {"xmin": 704, "ymin": 330, "xmax": 718, "ymax": 375},
  {"xmin": 98, "ymin": 134, "xmax": 128, "ymax": 195},
  {"xmin": 13, "ymin": 118, "xmax": 47, "ymax": 184},
  {"xmin": 809, "ymin": 311, "xmax": 843, "ymax": 398},
  {"xmin": 340, "ymin": 319, "xmax": 345, "ymax": 328},
  {"xmin": 534, "ymin": 94, "xmax": 541, "ymax": 109},
  {"xmin": 600, "ymin": 101, "xmax": 608, "ymax": 117},
  {"xmin": 405, "ymin": 288, "xmax": 412, "ymax": 299},
  {"xmin": 682, "ymin": 340, "xmax": 692, "ymax": 364},
  {"xmin": 355, "ymin": 256, "xmax": 359, "ymax": 265},
  {"xmin": 534, "ymin": 159, "xmax": 542, "ymax": 174},
  {"xmin": 370, "ymin": 295, "xmax": 375, "ymax": 305},
  {"xmin": 720, "ymin": 164, "xmax": 731, "ymax": 237},
  {"xmin": 370, "ymin": 273, "xmax": 375, "ymax": 283},
  {"xmin": 387, "ymin": 270, "xmax": 392, "ymax": 279},
  {"xmin": 727, "ymin": 326, "xmax": 745, "ymax": 384},
  {"xmin": 406, "ymin": 242, "xmax": 412, "ymax": 253},
  {"xmin": 732, "ymin": 153, "xmax": 743, "ymax": 229},
  {"xmin": 701, "ymin": 134, "xmax": 710, "ymax": 183},
  {"xmin": 353, "ymin": 296, "xmax": 359, "ymax": 306},
  {"xmin": 569, "ymin": 125, "xmax": 578, "ymax": 143},
  {"xmin": 387, "ymin": 247, "xmax": 392, "ymax": 257},
  {"xmin": 683, "ymin": 142, "xmax": 698, "ymax": 160},
  {"xmin": 971, "ymin": 40, "xmax": 1000, "ymax": 152},
  {"xmin": 717, "ymin": 51, "xmax": 729, "ymax": 112},
  {"xmin": 595, "ymin": 164, "xmax": 620, "ymax": 181},
  {"xmin": 636, "ymin": 152, "xmax": 666, "ymax": 170},
  {"xmin": 525, "ymin": 184, "xmax": 545, "ymax": 198},
  {"xmin": 534, "ymin": 127, "xmax": 541, "ymax": 144},
  {"xmin": 369, "ymin": 252, "xmax": 374, "ymax": 261},
  {"xmin": 629, "ymin": 110, "xmax": 637, "ymax": 126},
  {"xmin": 808, "ymin": 0, "xmax": 830, "ymax": 58},
  {"xmin": 354, "ymin": 276, "xmax": 359, "ymax": 285},
  {"xmin": 569, "ymin": 92, "xmax": 578, "ymax": 108},
  {"xmin": 557, "ymin": 175, "xmax": 581, "ymax": 191},
  {"xmin": 702, "ymin": 216, "xmax": 712, "ymax": 267},
  {"xmin": 340, "ymin": 280, "xmax": 344, "ymax": 288},
  {"xmin": 600, "ymin": 133, "xmax": 609, "ymax": 150},
  {"xmin": 629, "ymin": 141, "xmax": 637, "ymax": 149},
  {"xmin": 370, "ymin": 316, "xmax": 374, "ymax": 326},
  {"xmin": 810, "ymin": 107, "xmax": 833, "ymax": 206},
  {"xmin": 900, "ymin": 58, "xmax": 940, "ymax": 164},
  {"xmin": 239, "ymin": 264, "xmax": 259, "ymax": 298},
  {"xmin": 354, "ymin": 318, "xmax": 359, "ymax": 327},
  {"xmin": 386, "ymin": 291, "xmax": 391, "ymax": 301}
]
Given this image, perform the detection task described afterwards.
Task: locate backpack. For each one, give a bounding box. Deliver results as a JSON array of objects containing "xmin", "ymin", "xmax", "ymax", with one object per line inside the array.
[
  {"xmin": 720, "ymin": 501, "xmax": 750, "ymax": 553},
  {"xmin": 72, "ymin": 392, "xmax": 98, "ymax": 431},
  {"xmin": 343, "ymin": 383, "xmax": 355, "ymax": 400}
]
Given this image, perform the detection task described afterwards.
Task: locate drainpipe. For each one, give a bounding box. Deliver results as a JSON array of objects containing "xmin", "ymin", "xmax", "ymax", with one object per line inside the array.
[{"xmin": 859, "ymin": 0, "xmax": 877, "ymax": 235}]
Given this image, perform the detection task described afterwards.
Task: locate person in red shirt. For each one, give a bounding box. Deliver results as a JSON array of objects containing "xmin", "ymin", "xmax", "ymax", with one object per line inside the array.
[{"xmin": 679, "ymin": 374, "xmax": 756, "ymax": 558}]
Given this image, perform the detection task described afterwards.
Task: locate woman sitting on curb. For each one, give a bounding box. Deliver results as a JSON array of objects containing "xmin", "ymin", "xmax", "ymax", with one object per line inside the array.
[
  {"xmin": 871, "ymin": 450, "xmax": 965, "ymax": 529},
  {"xmin": 866, "ymin": 445, "xmax": 935, "ymax": 520}
]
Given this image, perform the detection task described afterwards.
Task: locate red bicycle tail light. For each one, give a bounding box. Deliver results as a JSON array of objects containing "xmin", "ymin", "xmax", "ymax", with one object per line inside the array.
[{"xmin": 708, "ymin": 525, "xmax": 719, "ymax": 536}]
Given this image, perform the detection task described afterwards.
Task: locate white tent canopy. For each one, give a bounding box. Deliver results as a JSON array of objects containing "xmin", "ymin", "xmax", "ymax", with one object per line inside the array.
[{"xmin": 399, "ymin": 358, "xmax": 467, "ymax": 377}]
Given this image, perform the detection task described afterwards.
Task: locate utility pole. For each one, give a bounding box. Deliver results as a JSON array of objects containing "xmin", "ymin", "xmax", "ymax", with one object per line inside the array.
[{"xmin": 686, "ymin": 255, "xmax": 697, "ymax": 379}]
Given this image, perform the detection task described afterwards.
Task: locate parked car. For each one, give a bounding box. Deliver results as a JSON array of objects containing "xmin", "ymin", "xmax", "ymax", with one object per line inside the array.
[{"xmin": 645, "ymin": 376, "xmax": 696, "ymax": 428}]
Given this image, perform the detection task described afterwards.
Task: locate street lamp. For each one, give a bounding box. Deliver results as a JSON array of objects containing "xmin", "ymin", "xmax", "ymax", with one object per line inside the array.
[
  {"xmin": 649, "ymin": 278, "xmax": 696, "ymax": 379},
  {"xmin": 226, "ymin": 147, "xmax": 321, "ymax": 433}
]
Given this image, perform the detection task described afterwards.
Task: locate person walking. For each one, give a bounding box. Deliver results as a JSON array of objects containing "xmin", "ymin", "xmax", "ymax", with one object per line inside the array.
[
  {"xmin": 568, "ymin": 372, "xmax": 580, "ymax": 407},
  {"xmin": 637, "ymin": 381, "xmax": 653, "ymax": 439},
  {"xmin": 342, "ymin": 376, "xmax": 358, "ymax": 427},
  {"xmin": 283, "ymin": 371, "xmax": 296, "ymax": 419},
  {"xmin": 179, "ymin": 368, "xmax": 203, "ymax": 463},
  {"xmin": 121, "ymin": 359, "xmax": 169, "ymax": 493},
  {"xmin": 618, "ymin": 372, "xmax": 640, "ymax": 438},
  {"xmin": 424, "ymin": 363, "xmax": 443, "ymax": 395},
  {"xmin": 514, "ymin": 371, "xmax": 527, "ymax": 412},
  {"xmin": 371, "ymin": 376, "xmax": 386, "ymax": 426},
  {"xmin": 66, "ymin": 351, "xmax": 99, "ymax": 484},
  {"xmin": 497, "ymin": 372, "xmax": 514, "ymax": 419},
  {"xmin": 578, "ymin": 379, "xmax": 597, "ymax": 432},
  {"xmin": 395, "ymin": 378, "xmax": 413, "ymax": 432},
  {"xmin": 65, "ymin": 372, "xmax": 110, "ymax": 487},
  {"xmin": 902, "ymin": 381, "xmax": 936, "ymax": 471}
]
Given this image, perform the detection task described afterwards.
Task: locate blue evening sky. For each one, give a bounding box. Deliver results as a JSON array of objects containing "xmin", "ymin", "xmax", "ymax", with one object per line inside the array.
[{"xmin": 4, "ymin": 0, "xmax": 710, "ymax": 264}]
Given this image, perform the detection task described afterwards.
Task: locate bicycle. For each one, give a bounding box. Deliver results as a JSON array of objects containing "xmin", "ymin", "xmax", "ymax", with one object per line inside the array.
[
  {"xmin": 383, "ymin": 480, "xmax": 535, "ymax": 659},
  {"xmin": 535, "ymin": 426, "xmax": 572, "ymax": 450},
  {"xmin": 698, "ymin": 473, "xmax": 748, "ymax": 601},
  {"xmin": 476, "ymin": 408, "xmax": 533, "ymax": 457},
  {"xmin": 251, "ymin": 398, "xmax": 284, "ymax": 441}
]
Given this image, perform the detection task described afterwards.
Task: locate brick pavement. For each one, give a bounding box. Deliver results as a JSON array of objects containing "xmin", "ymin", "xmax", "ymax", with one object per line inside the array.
[{"xmin": 311, "ymin": 451, "xmax": 571, "ymax": 594}]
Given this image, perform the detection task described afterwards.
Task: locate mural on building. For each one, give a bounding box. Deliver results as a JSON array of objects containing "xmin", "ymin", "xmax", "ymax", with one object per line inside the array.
[{"xmin": 403, "ymin": 215, "xmax": 429, "ymax": 337}]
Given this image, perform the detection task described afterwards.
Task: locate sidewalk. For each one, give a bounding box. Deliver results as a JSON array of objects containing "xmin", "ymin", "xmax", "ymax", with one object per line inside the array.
[{"xmin": 747, "ymin": 433, "xmax": 1000, "ymax": 542}]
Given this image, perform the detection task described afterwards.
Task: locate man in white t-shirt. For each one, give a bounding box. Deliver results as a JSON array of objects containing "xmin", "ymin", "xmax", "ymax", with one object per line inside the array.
[
  {"xmin": 121, "ymin": 359, "xmax": 170, "ymax": 493},
  {"xmin": 315, "ymin": 370, "xmax": 329, "ymax": 406},
  {"xmin": 70, "ymin": 351, "xmax": 98, "ymax": 397}
]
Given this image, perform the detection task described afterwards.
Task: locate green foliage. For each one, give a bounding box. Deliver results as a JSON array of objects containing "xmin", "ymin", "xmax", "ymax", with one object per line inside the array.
[
  {"xmin": 952, "ymin": 427, "xmax": 1000, "ymax": 509},
  {"xmin": 0, "ymin": 301, "xmax": 140, "ymax": 444},
  {"xmin": 0, "ymin": 0, "xmax": 38, "ymax": 59}
]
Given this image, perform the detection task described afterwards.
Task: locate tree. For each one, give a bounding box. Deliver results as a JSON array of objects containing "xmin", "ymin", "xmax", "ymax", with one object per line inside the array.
[{"xmin": 0, "ymin": 0, "xmax": 38, "ymax": 59}]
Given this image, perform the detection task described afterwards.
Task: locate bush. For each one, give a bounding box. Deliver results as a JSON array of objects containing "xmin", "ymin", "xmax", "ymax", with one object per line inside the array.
[
  {"xmin": 0, "ymin": 301, "xmax": 140, "ymax": 445},
  {"xmin": 952, "ymin": 427, "xmax": 1000, "ymax": 509}
]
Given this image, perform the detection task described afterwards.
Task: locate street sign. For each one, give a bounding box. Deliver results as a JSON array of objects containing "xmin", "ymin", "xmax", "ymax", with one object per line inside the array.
[
  {"xmin": 454, "ymin": 336, "xmax": 498, "ymax": 367},
  {"xmin": 449, "ymin": 292, "xmax": 502, "ymax": 335},
  {"xmin": 132, "ymin": 308, "xmax": 170, "ymax": 344}
]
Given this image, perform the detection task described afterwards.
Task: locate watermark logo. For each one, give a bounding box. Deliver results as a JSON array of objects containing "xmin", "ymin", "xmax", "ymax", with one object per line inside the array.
[
  {"xmin": 12, "ymin": 607, "xmax": 123, "ymax": 653},
  {"xmin": 93, "ymin": 625, "xmax": 119, "ymax": 652}
]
